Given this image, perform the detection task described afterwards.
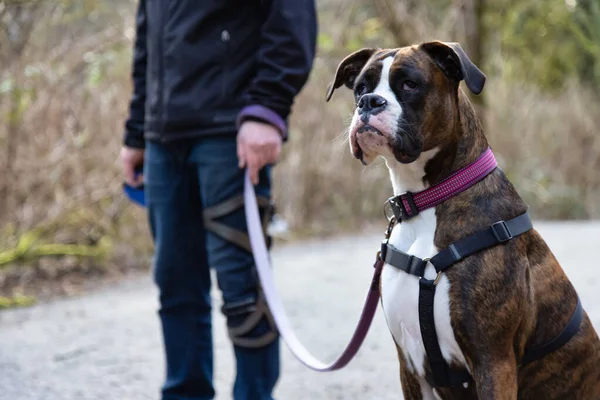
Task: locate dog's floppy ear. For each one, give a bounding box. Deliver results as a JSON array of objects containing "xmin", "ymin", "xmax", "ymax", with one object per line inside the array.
[
  {"xmin": 326, "ymin": 48, "xmax": 376, "ymax": 102},
  {"xmin": 420, "ymin": 41, "xmax": 486, "ymax": 95}
]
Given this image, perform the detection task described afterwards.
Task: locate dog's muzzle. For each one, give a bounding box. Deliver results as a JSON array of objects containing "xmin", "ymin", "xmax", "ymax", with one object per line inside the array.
[{"xmin": 357, "ymin": 94, "xmax": 387, "ymax": 122}]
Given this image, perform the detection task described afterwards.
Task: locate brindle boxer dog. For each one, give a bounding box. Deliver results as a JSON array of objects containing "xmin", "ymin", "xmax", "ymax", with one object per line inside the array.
[{"xmin": 326, "ymin": 41, "xmax": 600, "ymax": 400}]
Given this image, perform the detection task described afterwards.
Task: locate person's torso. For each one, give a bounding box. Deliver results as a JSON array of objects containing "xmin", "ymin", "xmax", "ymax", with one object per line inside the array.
[{"xmin": 144, "ymin": 0, "xmax": 267, "ymax": 139}]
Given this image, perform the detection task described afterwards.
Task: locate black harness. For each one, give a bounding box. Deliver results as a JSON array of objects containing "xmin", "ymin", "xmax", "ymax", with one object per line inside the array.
[{"xmin": 381, "ymin": 197, "xmax": 584, "ymax": 389}]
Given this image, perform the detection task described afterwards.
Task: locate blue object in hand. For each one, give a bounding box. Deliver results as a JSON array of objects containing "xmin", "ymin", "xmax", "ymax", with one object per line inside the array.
[{"xmin": 123, "ymin": 166, "xmax": 146, "ymax": 207}]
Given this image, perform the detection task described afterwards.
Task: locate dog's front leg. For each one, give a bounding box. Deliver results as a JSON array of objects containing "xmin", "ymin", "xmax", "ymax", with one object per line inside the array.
[
  {"xmin": 397, "ymin": 345, "xmax": 438, "ymax": 400},
  {"xmin": 470, "ymin": 355, "xmax": 518, "ymax": 400}
]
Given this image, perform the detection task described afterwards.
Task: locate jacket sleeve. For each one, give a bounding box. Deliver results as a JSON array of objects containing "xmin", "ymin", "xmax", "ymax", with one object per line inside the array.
[
  {"xmin": 236, "ymin": 0, "xmax": 317, "ymax": 140},
  {"xmin": 123, "ymin": 0, "xmax": 147, "ymax": 149}
]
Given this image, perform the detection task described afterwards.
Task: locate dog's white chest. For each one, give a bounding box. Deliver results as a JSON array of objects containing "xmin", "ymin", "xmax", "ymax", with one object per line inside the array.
[{"xmin": 380, "ymin": 208, "xmax": 467, "ymax": 378}]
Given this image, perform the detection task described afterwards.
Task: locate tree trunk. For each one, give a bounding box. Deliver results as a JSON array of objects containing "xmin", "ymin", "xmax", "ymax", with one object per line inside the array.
[
  {"xmin": 0, "ymin": 3, "xmax": 42, "ymax": 223},
  {"xmin": 455, "ymin": 0, "xmax": 487, "ymax": 130},
  {"xmin": 0, "ymin": 85, "xmax": 20, "ymax": 223}
]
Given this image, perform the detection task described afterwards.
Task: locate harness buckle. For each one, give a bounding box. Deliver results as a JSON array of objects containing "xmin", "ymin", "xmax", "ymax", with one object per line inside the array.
[
  {"xmin": 491, "ymin": 220, "xmax": 513, "ymax": 242},
  {"xmin": 400, "ymin": 192, "xmax": 419, "ymax": 218}
]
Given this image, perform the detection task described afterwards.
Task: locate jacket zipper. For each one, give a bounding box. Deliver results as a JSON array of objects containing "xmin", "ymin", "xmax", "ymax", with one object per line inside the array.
[{"xmin": 220, "ymin": 28, "xmax": 230, "ymax": 103}]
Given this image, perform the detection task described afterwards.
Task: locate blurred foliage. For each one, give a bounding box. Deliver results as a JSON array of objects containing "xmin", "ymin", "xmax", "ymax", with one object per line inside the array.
[
  {"xmin": 0, "ymin": 0, "xmax": 148, "ymax": 300},
  {"xmin": 487, "ymin": 0, "xmax": 600, "ymax": 91},
  {"xmin": 572, "ymin": 0, "xmax": 600, "ymax": 87},
  {"xmin": 0, "ymin": 0, "xmax": 599, "ymax": 300},
  {"xmin": 0, "ymin": 226, "xmax": 111, "ymax": 267},
  {"xmin": 0, "ymin": 293, "xmax": 35, "ymax": 309}
]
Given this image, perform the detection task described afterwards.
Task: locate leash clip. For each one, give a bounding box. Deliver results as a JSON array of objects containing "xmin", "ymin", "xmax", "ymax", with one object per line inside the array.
[
  {"xmin": 376, "ymin": 217, "xmax": 396, "ymax": 264},
  {"xmin": 383, "ymin": 201, "xmax": 395, "ymax": 222},
  {"xmin": 384, "ymin": 216, "xmax": 396, "ymax": 240}
]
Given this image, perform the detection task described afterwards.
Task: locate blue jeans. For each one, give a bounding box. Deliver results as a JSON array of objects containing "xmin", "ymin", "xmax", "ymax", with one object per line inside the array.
[{"xmin": 144, "ymin": 137, "xmax": 280, "ymax": 400}]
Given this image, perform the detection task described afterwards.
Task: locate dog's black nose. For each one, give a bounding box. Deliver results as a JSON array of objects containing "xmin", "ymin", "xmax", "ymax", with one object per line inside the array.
[{"xmin": 357, "ymin": 94, "xmax": 387, "ymax": 114}]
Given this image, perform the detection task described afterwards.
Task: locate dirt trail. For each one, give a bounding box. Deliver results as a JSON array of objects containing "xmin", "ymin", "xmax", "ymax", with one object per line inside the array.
[{"xmin": 1, "ymin": 221, "xmax": 599, "ymax": 400}]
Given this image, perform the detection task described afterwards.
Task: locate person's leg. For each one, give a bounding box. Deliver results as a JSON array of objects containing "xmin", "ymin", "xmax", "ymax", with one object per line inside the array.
[
  {"xmin": 145, "ymin": 140, "xmax": 215, "ymax": 400},
  {"xmin": 190, "ymin": 136, "xmax": 280, "ymax": 400}
]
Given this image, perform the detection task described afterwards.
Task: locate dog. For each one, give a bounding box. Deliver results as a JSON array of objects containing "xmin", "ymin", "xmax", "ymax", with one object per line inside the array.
[{"xmin": 326, "ymin": 41, "xmax": 600, "ymax": 400}]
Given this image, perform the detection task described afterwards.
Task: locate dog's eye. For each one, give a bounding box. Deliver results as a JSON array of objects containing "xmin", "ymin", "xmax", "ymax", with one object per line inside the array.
[
  {"xmin": 402, "ymin": 80, "xmax": 418, "ymax": 91},
  {"xmin": 355, "ymin": 84, "xmax": 367, "ymax": 96}
]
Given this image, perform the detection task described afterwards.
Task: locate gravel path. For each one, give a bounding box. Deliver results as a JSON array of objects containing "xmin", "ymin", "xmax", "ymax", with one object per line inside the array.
[{"xmin": 1, "ymin": 221, "xmax": 599, "ymax": 400}]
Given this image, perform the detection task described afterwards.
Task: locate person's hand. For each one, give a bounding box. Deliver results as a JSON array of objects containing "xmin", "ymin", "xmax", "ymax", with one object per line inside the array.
[
  {"xmin": 237, "ymin": 121, "xmax": 282, "ymax": 184},
  {"xmin": 120, "ymin": 146, "xmax": 145, "ymax": 187}
]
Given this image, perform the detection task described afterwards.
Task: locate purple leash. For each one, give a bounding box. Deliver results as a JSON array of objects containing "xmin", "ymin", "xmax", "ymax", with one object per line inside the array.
[
  {"xmin": 122, "ymin": 149, "xmax": 498, "ymax": 372},
  {"xmin": 244, "ymin": 171, "xmax": 383, "ymax": 371},
  {"xmin": 242, "ymin": 148, "xmax": 498, "ymax": 371}
]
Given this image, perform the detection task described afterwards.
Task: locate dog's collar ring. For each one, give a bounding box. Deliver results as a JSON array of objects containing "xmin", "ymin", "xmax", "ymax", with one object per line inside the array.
[
  {"xmin": 383, "ymin": 201, "xmax": 396, "ymax": 222},
  {"xmin": 433, "ymin": 271, "xmax": 442, "ymax": 286}
]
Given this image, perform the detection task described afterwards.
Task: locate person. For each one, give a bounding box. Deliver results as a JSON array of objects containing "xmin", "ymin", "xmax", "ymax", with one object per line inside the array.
[{"xmin": 119, "ymin": 1, "xmax": 317, "ymax": 399}]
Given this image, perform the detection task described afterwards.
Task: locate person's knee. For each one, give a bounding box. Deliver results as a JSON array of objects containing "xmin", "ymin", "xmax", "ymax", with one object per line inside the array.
[{"xmin": 222, "ymin": 294, "xmax": 278, "ymax": 349}]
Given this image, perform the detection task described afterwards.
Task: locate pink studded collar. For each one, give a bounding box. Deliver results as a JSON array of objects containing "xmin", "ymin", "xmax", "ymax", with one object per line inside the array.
[{"xmin": 386, "ymin": 147, "xmax": 497, "ymax": 222}]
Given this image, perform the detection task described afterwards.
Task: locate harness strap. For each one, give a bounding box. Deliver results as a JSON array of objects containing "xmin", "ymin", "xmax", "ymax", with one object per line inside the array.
[
  {"xmin": 419, "ymin": 277, "xmax": 473, "ymax": 388},
  {"xmin": 520, "ymin": 296, "xmax": 584, "ymax": 366},
  {"xmin": 385, "ymin": 211, "xmax": 584, "ymax": 388},
  {"xmin": 204, "ymin": 194, "xmax": 278, "ymax": 349},
  {"xmin": 386, "ymin": 212, "xmax": 535, "ymax": 388},
  {"xmin": 203, "ymin": 194, "xmax": 272, "ymax": 221},
  {"xmin": 383, "ymin": 244, "xmax": 427, "ymax": 277},
  {"xmin": 430, "ymin": 212, "xmax": 533, "ymax": 273},
  {"xmin": 203, "ymin": 194, "xmax": 272, "ymax": 252},
  {"xmin": 384, "ymin": 212, "xmax": 533, "ymax": 279},
  {"xmin": 225, "ymin": 292, "xmax": 279, "ymax": 349}
]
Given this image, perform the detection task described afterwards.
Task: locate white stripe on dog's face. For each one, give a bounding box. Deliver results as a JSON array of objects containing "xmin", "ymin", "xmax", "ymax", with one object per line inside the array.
[
  {"xmin": 372, "ymin": 57, "xmax": 403, "ymax": 125},
  {"xmin": 348, "ymin": 56, "xmax": 404, "ymax": 164}
]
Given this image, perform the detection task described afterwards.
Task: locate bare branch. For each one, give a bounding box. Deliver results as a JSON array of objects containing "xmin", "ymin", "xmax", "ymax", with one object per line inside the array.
[{"xmin": 372, "ymin": 0, "xmax": 414, "ymax": 47}]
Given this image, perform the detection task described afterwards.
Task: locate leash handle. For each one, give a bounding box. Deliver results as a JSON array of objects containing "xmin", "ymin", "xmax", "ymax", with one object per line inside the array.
[{"xmin": 244, "ymin": 171, "xmax": 382, "ymax": 371}]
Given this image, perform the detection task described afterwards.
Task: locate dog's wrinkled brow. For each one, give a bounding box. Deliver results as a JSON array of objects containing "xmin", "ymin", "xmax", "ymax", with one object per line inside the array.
[
  {"xmin": 355, "ymin": 49, "xmax": 399, "ymax": 82},
  {"xmin": 356, "ymin": 65, "xmax": 382, "ymax": 87},
  {"xmin": 375, "ymin": 49, "xmax": 397, "ymax": 61}
]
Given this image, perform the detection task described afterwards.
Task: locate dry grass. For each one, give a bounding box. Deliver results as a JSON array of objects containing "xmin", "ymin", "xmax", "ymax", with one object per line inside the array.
[
  {"xmin": 486, "ymin": 80, "xmax": 600, "ymax": 220},
  {"xmin": 0, "ymin": 2, "xmax": 152, "ymax": 296}
]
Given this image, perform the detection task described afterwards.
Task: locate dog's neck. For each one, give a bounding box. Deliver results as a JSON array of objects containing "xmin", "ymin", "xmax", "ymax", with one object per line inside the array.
[
  {"xmin": 386, "ymin": 149, "xmax": 439, "ymax": 195},
  {"xmin": 386, "ymin": 89, "xmax": 527, "ymax": 252},
  {"xmin": 385, "ymin": 90, "xmax": 489, "ymax": 257},
  {"xmin": 386, "ymin": 90, "xmax": 488, "ymax": 196}
]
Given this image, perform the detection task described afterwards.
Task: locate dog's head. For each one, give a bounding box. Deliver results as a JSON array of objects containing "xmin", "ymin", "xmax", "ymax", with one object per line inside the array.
[{"xmin": 326, "ymin": 41, "xmax": 486, "ymax": 165}]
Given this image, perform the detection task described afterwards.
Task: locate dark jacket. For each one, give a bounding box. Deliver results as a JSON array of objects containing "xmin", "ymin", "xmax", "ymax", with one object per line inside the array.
[{"xmin": 124, "ymin": 0, "xmax": 318, "ymax": 149}]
